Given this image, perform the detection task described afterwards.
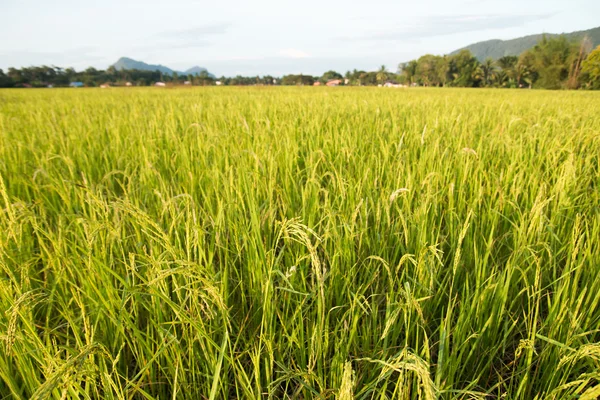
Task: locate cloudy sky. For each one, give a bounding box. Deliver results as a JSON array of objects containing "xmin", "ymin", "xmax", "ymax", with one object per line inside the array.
[{"xmin": 1, "ymin": 0, "xmax": 598, "ymax": 76}]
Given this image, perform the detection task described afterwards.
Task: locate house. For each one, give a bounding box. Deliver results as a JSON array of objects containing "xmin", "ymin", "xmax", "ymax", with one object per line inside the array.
[
  {"xmin": 47, "ymin": 84, "xmax": 54, "ymax": 88},
  {"xmin": 313, "ymin": 81, "xmax": 322, "ymax": 86},
  {"xmin": 183, "ymin": 81, "xmax": 191, "ymax": 85},
  {"xmin": 100, "ymin": 84, "xmax": 110, "ymax": 89},
  {"xmin": 215, "ymin": 81, "xmax": 223, "ymax": 86},
  {"xmin": 70, "ymin": 82, "xmax": 84, "ymax": 88},
  {"xmin": 125, "ymin": 82, "xmax": 133, "ymax": 87},
  {"xmin": 155, "ymin": 82, "xmax": 166, "ymax": 87},
  {"xmin": 384, "ymin": 82, "xmax": 404, "ymax": 88},
  {"xmin": 326, "ymin": 79, "xmax": 342, "ymax": 87}
]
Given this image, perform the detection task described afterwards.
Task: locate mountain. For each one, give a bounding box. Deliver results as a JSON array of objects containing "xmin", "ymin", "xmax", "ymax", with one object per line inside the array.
[
  {"xmin": 184, "ymin": 66, "xmax": 212, "ymax": 77},
  {"xmin": 112, "ymin": 57, "xmax": 214, "ymax": 78},
  {"xmin": 113, "ymin": 57, "xmax": 176, "ymax": 75},
  {"xmin": 451, "ymin": 26, "xmax": 600, "ymax": 61}
]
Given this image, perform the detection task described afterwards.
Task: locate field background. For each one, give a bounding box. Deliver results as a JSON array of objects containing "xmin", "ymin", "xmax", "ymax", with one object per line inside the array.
[{"xmin": 1, "ymin": 87, "xmax": 599, "ymax": 399}]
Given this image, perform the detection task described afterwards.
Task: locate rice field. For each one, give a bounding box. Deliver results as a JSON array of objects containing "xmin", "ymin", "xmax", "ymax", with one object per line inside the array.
[{"xmin": 0, "ymin": 87, "xmax": 599, "ymax": 399}]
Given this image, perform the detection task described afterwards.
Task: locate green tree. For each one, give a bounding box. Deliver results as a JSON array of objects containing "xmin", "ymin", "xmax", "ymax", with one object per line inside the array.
[
  {"xmin": 492, "ymin": 69, "xmax": 509, "ymax": 88},
  {"xmin": 320, "ymin": 70, "xmax": 343, "ymax": 83},
  {"xmin": 344, "ymin": 69, "xmax": 363, "ymax": 86},
  {"xmin": 281, "ymin": 74, "xmax": 314, "ymax": 86},
  {"xmin": 496, "ymin": 56, "xmax": 519, "ymax": 87},
  {"xmin": 520, "ymin": 35, "xmax": 582, "ymax": 89},
  {"xmin": 497, "ymin": 56, "xmax": 518, "ymax": 70},
  {"xmin": 517, "ymin": 63, "xmax": 533, "ymax": 88},
  {"xmin": 7, "ymin": 67, "xmax": 24, "ymax": 84},
  {"xmin": 481, "ymin": 58, "xmax": 496, "ymax": 87},
  {"xmin": 399, "ymin": 60, "xmax": 418, "ymax": 85},
  {"xmin": 581, "ymin": 45, "xmax": 600, "ymax": 89},
  {"xmin": 436, "ymin": 56, "xmax": 450, "ymax": 86},
  {"xmin": 415, "ymin": 55, "xmax": 445, "ymax": 86},
  {"xmin": 447, "ymin": 50, "xmax": 480, "ymax": 87},
  {"xmin": 359, "ymin": 71, "xmax": 378, "ymax": 86},
  {"xmin": 0, "ymin": 69, "xmax": 14, "ymax": 87},
  {"xmin": 566, "ymin": 37, "xmax": 593, "ymax": 89},
  {"xmin": 376, "ymin": 65, "xmax": 388, "ymax": 85},
  {"xmin": 517, "ymin": 51, "xmax": 537, "ymax": 88}
]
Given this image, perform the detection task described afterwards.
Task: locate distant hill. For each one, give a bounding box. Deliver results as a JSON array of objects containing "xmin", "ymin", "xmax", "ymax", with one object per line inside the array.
[
  {"xmin": 112, "ymin": 57, "xmax": 215, "ymax": 78},
  {"xmin": 451, "ymin": 26, "xmax": 600, "ymax": 61},
  {"xmin": 184, "ymin": 66, "xmax": 212, "ymax": 76},
  {"xmin": 113, "ymin": 57, "xmax": 175, "ymax": 75}
]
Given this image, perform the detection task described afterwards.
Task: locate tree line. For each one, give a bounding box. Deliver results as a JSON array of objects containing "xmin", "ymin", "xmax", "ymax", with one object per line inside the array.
[
  {"xmin": 1, "ymin": 36, "xmax": 599, "ymax": 90},
  {"xmin": 399, "ymin": 36, "xmax": 599, "ymax": 90},
  {"xmin": 0, "ymin": 66, "xmax": 219, "ymax": 88}
]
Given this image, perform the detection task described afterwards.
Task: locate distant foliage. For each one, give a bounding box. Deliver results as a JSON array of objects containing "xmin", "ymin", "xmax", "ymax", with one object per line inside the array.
[
  {"xmin": 1, "ymin": 35, "xmax": 599, "ymax": 89},
  {"xmin": 280, "ymin": 74, "xmax": 316, "ymax": 86},
  {"xmin": 399, "ymin": 35, "xmax": 599, "ymax": 89},
  {"xmin": 452, "ymin": 26, "xmax": 600, "ymax": 61},
  {"xmin": 319, "ymin": 70, "xmax": 344, "ymax": 83},
  {"xmin": 581, "ymin": 45, "xmax": 600, "ymax": 89}
]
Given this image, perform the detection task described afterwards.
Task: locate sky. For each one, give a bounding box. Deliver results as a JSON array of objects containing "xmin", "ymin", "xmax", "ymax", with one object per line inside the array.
[{"xmin": 1, "ymin": 0, "xmax": 599, "ymax": 76}]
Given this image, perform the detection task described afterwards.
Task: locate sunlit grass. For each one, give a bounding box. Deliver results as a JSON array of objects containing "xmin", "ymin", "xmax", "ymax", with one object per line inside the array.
[{"xmin": 1, "ymin": 87, "xmax": 599, "ymax": 399}]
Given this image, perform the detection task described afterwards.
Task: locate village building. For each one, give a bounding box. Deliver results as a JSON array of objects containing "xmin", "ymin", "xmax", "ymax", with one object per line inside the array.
[{"xmin": 383, "ymin": 82, "xmax": 405, "ymax": 88}]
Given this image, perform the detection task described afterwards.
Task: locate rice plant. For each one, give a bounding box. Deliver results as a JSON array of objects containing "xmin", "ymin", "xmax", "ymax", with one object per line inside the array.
[{"xmin": 0, "ymin": 87, "xmax": 599, "ymax": 399}]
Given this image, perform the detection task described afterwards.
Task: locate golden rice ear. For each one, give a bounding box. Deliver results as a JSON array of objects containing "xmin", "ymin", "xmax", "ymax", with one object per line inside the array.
[
  {"xmin": 357, "ymin": 350, "xmax": 437, "ymax": 400},
  {"xmin": 461, "ymin": 147, "xmax": 478, "ymax": 158},
  {"xmin": 338, "ymin": 361, "xmax": 355, "ymax": 400},
  {"xmin": 389, "ymin": 188, "xmax": 410, "ymax": 203}
]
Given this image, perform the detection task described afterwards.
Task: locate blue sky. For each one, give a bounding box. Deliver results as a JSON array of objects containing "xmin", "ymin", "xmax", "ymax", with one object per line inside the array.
[{"xmin": 1, "ymin": 0, "xmax": 598, "ymax": 76}]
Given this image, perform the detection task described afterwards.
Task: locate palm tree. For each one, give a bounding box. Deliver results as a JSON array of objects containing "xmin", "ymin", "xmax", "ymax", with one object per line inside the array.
[
  {"xmin": 514, "ymin": 63, "xmax": 532, "ymax": 88},
  {"xmin": 471, "ymin": 62, "xmax": 484, "ymax": 86},
  {"xmin": 358, "ymin": 72, "xmax": 367, "ymax": 86},
  {"xmin": 497, "ymin": 56, "xmax": 518, "ymax": 70},
  {"xmin": 492, "ymin": 70, "xmax": 509, "ymax": 88},
  {"xmin": 376, "ymin": 65, "xmax": 388, "ymax": 86},
  {"xmin": 481, "ymin": 58, "xmax": 496, "ymax": 87}
]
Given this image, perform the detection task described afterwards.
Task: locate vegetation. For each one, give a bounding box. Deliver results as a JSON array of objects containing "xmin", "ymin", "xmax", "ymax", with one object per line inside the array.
[
  {"xmin": 2, "ymin": 36, "xmax": 599, "ymax": 90},
  {"xmin": 1, "ymin": 87, "xmax": 599, "ymax": 399},
  {"xmin": 581, "ymin": 45, "xmax": 600, "ymax": 89},
  {"xmin": 399, "ymin": 37, "xmax": 598, "ymax": 89},
  {"xmin": 0, "ymin": 66, "xmax": 218, "ymax": 88},
  {"xmin": 451, "ymin": 26, "xmax": 600, "ymax": 61},
  {"xmin": 280, "ymin": 74, "xmax": 316, "ymax": 86}
]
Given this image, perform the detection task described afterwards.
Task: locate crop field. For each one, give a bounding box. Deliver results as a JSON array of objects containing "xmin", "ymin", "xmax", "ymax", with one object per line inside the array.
[{"xmin": 0, "ymin": 87, "xmax": 599, "ymax": 399}]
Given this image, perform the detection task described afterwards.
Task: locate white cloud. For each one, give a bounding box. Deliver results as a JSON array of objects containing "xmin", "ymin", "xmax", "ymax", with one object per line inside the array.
[
  {"xmin": 279, "ymin": 48, "xmax": 311, "ymax": 59},
  {"xmin": 342, "ymin": 13, "xmax": 555, "ymax": 41}
]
